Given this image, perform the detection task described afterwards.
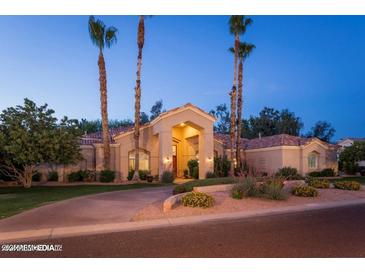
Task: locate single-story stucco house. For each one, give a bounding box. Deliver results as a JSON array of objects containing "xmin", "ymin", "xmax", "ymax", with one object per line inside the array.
[{"xmin": 54, "ymin": 103, "xmax": 338, "ymax": 181}]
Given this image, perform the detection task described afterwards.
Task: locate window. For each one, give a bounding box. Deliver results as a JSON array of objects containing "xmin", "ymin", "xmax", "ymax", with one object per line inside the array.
[
  {"xmin": 129, "ymin": 149, "xmax": 150, "ymax": 171},
  {"xmin": 308, "ymin": 153, "xmax": 318, "ymax": 169}
]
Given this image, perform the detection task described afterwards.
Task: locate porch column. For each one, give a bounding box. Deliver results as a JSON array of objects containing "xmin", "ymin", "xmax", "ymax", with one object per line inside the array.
[
  {"xmin": 159, "ymin": 129, "xmax": 173, "ymax": 176},
  {"xmin": 198, "ymin": 126, "xmax": 214, "ymax": 179}
]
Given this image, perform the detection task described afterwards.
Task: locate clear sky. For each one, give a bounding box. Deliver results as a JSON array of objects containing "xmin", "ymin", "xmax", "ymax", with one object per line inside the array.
[{"xmin": 0, "ymin": 15, "xmax": 364, "ymax": 140}]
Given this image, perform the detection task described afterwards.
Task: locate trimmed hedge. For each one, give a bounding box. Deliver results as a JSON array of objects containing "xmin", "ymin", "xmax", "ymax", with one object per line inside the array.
[
  {"xmin": 308, "ymin": 168, "xmax": 336, "ymax": 177},
  {"xmin": 182, "ymin": 192, "xmax": 214, "ymax": 208},
  {"xmin": 172, "ymin": 177, "xmax": 235, "ymax": 195},
  {"xmin": 47, "ymin": 171, "xmax": 59, "ymax": 182},
  {"xmin": 292, "ymin": 186, "xmax": 318, "ymax": 197},
  {"xmin": 333, "ymin": 181, "xmax": 361, "ymax": 191},
  {"xmin": 99, "ymin": 170, "xmax": 115, "ymax": 183}
]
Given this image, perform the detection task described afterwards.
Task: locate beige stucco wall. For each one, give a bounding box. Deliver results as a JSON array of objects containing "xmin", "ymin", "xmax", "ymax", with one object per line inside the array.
[{"xmin": 244, "ymin": 147, "xmax": 284, "ymax": 176}]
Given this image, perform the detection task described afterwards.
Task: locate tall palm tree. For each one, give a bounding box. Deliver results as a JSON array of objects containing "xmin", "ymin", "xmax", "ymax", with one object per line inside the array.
[
  {"xmin": 230, "ymin": 42, "xmax": 255, "ymax": 169},
  {"xmin": 88, "ymin": 16, "xmax": 118, "ymax": 170},
  {"xmin": 228, "ymin": 15, "xmax": 252, "ymax": 175},
  {"xmin": 132, "ymin": 16, "xmax": 145, "ymax": 181}
]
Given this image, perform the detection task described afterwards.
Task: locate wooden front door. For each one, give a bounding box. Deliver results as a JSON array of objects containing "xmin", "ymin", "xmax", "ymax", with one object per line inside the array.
[{"xmin": 172, "ymin": 145, "xmax": 177, "ymax": 176}]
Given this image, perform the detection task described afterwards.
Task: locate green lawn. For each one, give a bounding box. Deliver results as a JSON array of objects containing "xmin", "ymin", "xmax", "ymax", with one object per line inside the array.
[
  {"xmin": 0, "ymin": 183, "xmax": 166, "ymax": 219},
  {"xmin": 328, "ymin": 176, "xmax": 365, "ymax": 185}
]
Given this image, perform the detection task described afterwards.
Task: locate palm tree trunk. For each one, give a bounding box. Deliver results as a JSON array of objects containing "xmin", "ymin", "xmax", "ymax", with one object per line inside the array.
[
  {"xmin": 236, "ymin": 60, "xmax": 243, "ymax": 170},
  {"xmin": 133, "ymin": 16, "xmax": 145, "ymax": 181},
  {"xmin": 98, "ymin": 51, "xmax": 111, "ymax": 170},
  {"xmin": 230, "ymin": 34, "xmax": 239, "ymax": 176}
]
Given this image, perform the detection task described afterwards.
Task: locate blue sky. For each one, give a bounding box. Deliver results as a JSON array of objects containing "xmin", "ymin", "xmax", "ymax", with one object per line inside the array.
[{"xmin": 0, "ymin": 15, "xmax": 364, "ymax": 140}]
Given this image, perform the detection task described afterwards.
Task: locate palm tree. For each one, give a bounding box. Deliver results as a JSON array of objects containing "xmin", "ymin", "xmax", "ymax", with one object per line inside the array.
[
  {"xmin": 228, "ymin": 15, "xmax": 252, "ymax": 175},
  {"xmin": 132, "ymin": 16, "xmax": 146, "ymax": 181},
  {"xmin": 88, "ymin": 16, "xmax": 118, "ymax": 170},
  {"xmin": 230, "ymin": 42, "xmax": 255, "ymax": 169}
]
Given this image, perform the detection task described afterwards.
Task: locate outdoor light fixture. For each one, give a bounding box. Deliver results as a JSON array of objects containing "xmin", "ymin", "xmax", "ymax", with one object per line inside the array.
[
  {"xmin": 164, "ymin": 156, "xmax": 170, "ymax": 163},
  {"xmin": 207, "ymin": 156, "xmax": 213, "ymax": 162},
  {"xmin": 180, "ymin": 122, "xmax": 185, "ymax": 127}
]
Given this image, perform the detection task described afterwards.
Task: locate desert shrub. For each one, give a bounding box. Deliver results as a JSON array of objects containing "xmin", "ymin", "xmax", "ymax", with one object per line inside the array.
[
  {"xmin": 68, "ymin": 171, "xmax": 83, "ymax": 182},
  {"xmin": 47, "ymin": 171, "xmax": 58, "ymax": 182},
  {"xmin": 172, "ymin": 185, "xmax": 187, "ymax": 195},
  {"xmin": 333, "ymin": 181, "xmax": 361, "ymax": 191},
  {"xmin": 214, "ymin": 155, "xmax": 231, "ymax": 177},
  {"xmin": 206, "ymin": 171, "xmax": 217, "ymax": 178},
  {"xmin": 231, "ymin": 188, "xmax": 244, "ymax": 199},
  {"xmin": 127, "ymin": 169, "xmax": 134, "ymax": 181},
  {"xmin": 187, "ymin": 159, "xmax": 199, "ymax": 179},
  {"xmin": 182, "ymin": 192, "xmax": 214, "ymax": 208},
  {"xmin": 161, "ymin": 171, "xmax": 175, "ymax": 184},
  {"xmin": 258, "ymin": 178, "xmax": 287, "ymax": 200},
  {"xmin": 275, "ymin": 167, "xmax": 300, "ymax": 180},
  {"xmin": 99, "ymin": 170, "xmax": 115, "ymax": 183},
  {"xmin": 153, "ymin": 174, "xmax": 159, "ymax": 181},
  {"xmin": 231, "ymin": 176, "xmax": 257, "ymax": 198},
  {"xmin": 32, "ymin": 171, "xmax": 42, "ymax": 182},
  {"xmin": 307, "ymin": 178, "xmax": 330, "ymax": 189},
  {"xmin": 80, "ymin": 170, "xmax": 96, "ymax": 182},
  {"xmin": 292, "ymin": 186, "xmax": 318, "ymax": 197}
]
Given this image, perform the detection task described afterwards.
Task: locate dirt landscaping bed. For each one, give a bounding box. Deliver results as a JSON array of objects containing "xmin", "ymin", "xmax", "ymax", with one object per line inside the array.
[{"xmin": 131, "ymin": 187, "xmax": 365, "ymax": 222}]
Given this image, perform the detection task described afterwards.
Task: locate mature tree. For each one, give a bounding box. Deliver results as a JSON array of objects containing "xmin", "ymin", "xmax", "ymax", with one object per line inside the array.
[
  {"xmin": 88, "ymin": 16, "xmax": 118, "ymax": 170},
  {"xmin": 140, "ymin": 112, "xmax": 149, "ymax": 124},
  {"xmin": 229, "ymin": 42, "xmax": 255, "ymax": 168},
  {"xmin": 277, "ymin": 109, "xmax": 303, "ymax": 136},
  {"xmin": 210, "ymin": 104, "xmax": 231, "ymax": 134},
  {"xmin": 339, "ymin": 142, "xmax": 365, "ymax": 174},
  {"xmin": 77, "ymin": 119, "xmax": 134, "ymax": 134},
  {"xmin": 305, "ymin": 120, "xmax": 335, "ymax": 142},
  {"xmin": 150, "ymin": 99, "xmax": 165, "ymax": 121},
  {"xmin": 133, "ymin": 16, "xmax": 147, "ymax": 181},
  {"xmin": 228, "ymin": 15, "xmax": 252, "ymax": 175},
  {"xmin": 0, "ymin": 99, "xmax": 82, "ymax": 188}
]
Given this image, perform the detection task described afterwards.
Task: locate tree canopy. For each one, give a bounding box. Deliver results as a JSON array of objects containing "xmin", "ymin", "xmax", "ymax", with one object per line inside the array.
[
  {"xmin": 305, "ymin": 120, "xmax": 336, "ymax": 142},
  {"xmin": 339, "ymin": 142, "xmax": 365, "ymax": 174},
  {"xmin": 0, "ymin": 99, "xmax": 82, "ymax": 187}
]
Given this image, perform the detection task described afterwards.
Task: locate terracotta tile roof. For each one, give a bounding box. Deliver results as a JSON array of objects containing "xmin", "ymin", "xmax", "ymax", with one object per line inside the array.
[
  {"xmin": 339, "ymin": 137, "xmax": 365, "ymax": 142},
  {"xmin": 214, "ymin": 133, "xmax": 334, "ymax": 150},
  {"xmin": 155, "ymin": 103, "xmax": 216, "ymax": 121},
  {"xmin": 80, "ymin": 126, "xmax": 134, "ymax": 145}
]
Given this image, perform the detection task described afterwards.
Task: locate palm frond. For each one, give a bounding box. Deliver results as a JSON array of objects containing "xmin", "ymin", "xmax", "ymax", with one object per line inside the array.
[
  {"xmin": 105, "ymin": 26, "xmax": 118, "ymax": 48},
  {"xmin": 229, "ymin": 15, "xmax": 253, "ymax": 36},
  {"xmin": 237, "ymin": 42, "xmax": 256, "ymax": 60},
  {"xmin": 228, "ymin": 47, "xmax": 235, "ymax": 54},
  {"xmin": 88, "ymin": 16, "xmax": 105, "ymax": 50}
]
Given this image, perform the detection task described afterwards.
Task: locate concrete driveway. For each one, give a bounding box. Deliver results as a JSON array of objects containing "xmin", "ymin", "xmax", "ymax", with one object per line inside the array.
[{"xmin": 0, "ymin": 186, "xmax": 172, "ymax": 232}]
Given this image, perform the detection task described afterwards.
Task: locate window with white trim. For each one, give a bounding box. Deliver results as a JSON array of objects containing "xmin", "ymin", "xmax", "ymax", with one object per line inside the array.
[{"xmin": 308, "ymin": 153, "xmax": 318, "ymax": 169}]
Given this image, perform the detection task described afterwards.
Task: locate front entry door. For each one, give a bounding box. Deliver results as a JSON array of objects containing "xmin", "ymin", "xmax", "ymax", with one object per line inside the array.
[{"xmin": 172, "ymin": 145, "xmax": 177, "ymax": 177}]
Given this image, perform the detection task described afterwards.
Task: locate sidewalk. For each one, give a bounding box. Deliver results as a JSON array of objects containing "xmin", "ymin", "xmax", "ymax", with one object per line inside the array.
[{"xmin": 1, "ymin": 198, "xmax": 365, "ymax": 243}]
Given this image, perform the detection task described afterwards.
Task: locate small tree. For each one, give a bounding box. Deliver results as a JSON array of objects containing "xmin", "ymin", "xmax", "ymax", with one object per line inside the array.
[
  {"xmin": 0, "ymin": 99, "xmax": 82, "ymax": 188},
  {"xmin": 339, "ymin": 142, "xmax": 365, "ymax": 174}
]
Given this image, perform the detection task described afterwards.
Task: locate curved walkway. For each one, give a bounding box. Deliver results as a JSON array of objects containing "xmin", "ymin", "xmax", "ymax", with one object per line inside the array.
[{"xmin": 0, "ymin": 186, "xmax": 172, "ymax": 232}]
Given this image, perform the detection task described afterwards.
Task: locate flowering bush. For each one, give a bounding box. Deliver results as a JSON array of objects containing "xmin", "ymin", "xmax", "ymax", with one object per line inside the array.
[
  {"xmin": 307, "ymin": 178, "xmax": 330, "ymax": 189},
  {"xmin": 182, "ymin": 192, "xmax": 214, "ymax": 208},
  {"xmin": 292, "ymin": 186, "xmax": 318, "ymax": 197},
  {"xmin": 334, "ymin": 181, "xmax": 361, "ymax": 191}
]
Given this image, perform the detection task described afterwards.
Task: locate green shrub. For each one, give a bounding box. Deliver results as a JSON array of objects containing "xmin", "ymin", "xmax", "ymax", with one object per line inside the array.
[
  {"xmin": 292, "ymin": 186, "xmax": 318, "ymax": 197},
  {"xmin": 206, "ymin": 171, "xmax": 217, "ymax": 178},
  {"xmin": 99, "ymin": 170, "xmax": 115, "ymax": 183},
  {"xmin": 127, "ymin": 169, "xmax": 134, "ymax": 181},
  {"xmin": 138, "ymin": 170, "xmax": 150, "ymax": 180},
  {"xmin": 258, "ymin": 178, "xmax": 287, "ymax": 200},
  {"xmin": 214, "ymin": 155, "xmax": 231, "ymax": 177},
  {"xmin": 275, "ymin": 167, "xmax": 300, "ymax": 180},
  {"xmin": 187, "ymin": 159, "xmax": 199, "ymax": 178},
  {"xmin": 31, "ymin": 171, "xmax": 42, "ymax": 182},
  {"xmin": 231, "ymin": 176, "xmax": 257, "ymax": 198},
  {"xmin": 307, "ymin": 178, "xmax": 330, "ymax": 189},
  {"xmin": 333, "ymin": 181, "xmax": 361, "ymax": 191},
  {"xmin": 161, "ymin": 171, "xmax": 175, "ymax": 184},
  {"xmin": 182, "ymin": 192, "xmax": 214, "ymax": 208},
  {"xmin": 172, "ymin": 185, "xmax": 187, "ymax": 195},
  {"xmin": 308, "ymin": 168, "xmax": 336, "ymax": 178},
  {"xmin": 80, "ymin": 170, "xmax": 96, "ymax": 182},
  {"xmin": 47, "ymin": 171, "xmax": 58, "ymax": 182},
  {"xmin": 320, "ymin": 168, "xmax": 336, "ymax": 177},
  {"xmin": 153, "ymin": 174, "xmax": 159, "ymax": 181},
  {"xmin": 68, "ymin": 171, "xmax": 82, "ymax": 182},
  {"xmin": 231, "ymin": 188, "xmax": 243, "ymax": 199}
]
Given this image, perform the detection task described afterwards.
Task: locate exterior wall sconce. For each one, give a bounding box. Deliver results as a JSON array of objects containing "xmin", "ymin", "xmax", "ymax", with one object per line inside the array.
[
  {"xmin": 164, "ymin": 156, "xmax": 171, "ymax": 164},
  {"xmin": 207, "ymin": 156, "xmax": 213, "ymax": 162}
]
